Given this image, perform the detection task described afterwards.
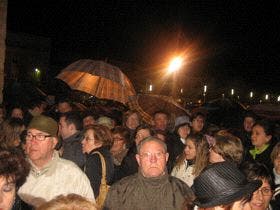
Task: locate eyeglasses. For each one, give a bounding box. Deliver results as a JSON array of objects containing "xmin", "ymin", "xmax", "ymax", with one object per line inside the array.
[
  {"xmin": 83, "ymin": 136, "xmax": 95, "ymax": 141},
  {"xmin": 253, "ymin": 187, "xmax": 273, "ymax": 196},
  {"xmin": 26, "ymin": 133, "xmax": 51, "ymax": 141},
  {"xmin": 139, "ymin": 152, "xmax": 166, "ymax": 159},
  {"xmin": 113, "ymin": 137, "xmax": 124, "ymax": 141}
]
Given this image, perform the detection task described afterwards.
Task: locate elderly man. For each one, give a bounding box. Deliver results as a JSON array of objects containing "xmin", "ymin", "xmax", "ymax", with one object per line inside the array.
[
  {"xmin": 18, "ymin": 115, "xmax": 94, "ymax": 207},
  {"xmin": 104, "ymin": 137, "xmax": 194, "ymax": 210}
]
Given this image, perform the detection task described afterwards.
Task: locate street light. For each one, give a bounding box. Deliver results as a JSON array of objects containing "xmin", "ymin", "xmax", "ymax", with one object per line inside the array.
[
  {"xmin": 168, "ymin": 57, "xmax": 183, "ymax": 73},
  {"xmin": 203, "ymin": 85, "xmax": 207, "ymax": 103},
  {"xmin": 168, "ymin": 56, "xmax": 183, "ymax": 98}
]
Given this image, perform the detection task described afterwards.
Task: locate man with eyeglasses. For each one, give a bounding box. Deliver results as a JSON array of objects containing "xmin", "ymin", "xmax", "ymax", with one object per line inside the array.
[
  {"xmin": 18, "ymin": 115, "xmax": 95, "ymax": 208},
  {"xmin": 104, "ymin": 137, "xmax": 194, "ymax": 210}
]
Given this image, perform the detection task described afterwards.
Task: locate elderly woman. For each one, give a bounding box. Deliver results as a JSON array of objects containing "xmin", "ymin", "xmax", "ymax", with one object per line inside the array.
[
  {"xmin": 0, "ymin": 148, "xmax": 31, "ymax": 210},
  {"xmin": 81, "ymin": 124, "xmax": 114, "ymax": 198},
  {"xmin": 110, "ymin": 126, "xmax": 129, "ymax": 166}
]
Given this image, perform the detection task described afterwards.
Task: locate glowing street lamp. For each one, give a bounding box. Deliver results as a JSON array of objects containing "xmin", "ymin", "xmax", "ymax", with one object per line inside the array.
[
  {"xmin": 168, "ymin": 57, "xmax": 183, "ymax": 73},
  {"xmin": 250, "ymin": 91, "xmax": 253, "ymax": 98},
  {"xmin": 149, "ymin": 84, "xmax": 153, "ymax": 92},
  {"xmin": 277, "ymin": 95, "xmax": 280, "ymax": 102},
  {"xmin": 231, "ymin": 89, "xmax": 234, "ymax": 96},
  {"xmin": 265, "ymin": 94, "xmax": 269, "ymax": 100}
]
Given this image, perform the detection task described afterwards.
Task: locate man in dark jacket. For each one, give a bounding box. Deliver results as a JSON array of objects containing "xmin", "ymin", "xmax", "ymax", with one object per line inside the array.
[
  {"xmin": 104, "ymin": 137, "xmax": 194, "ymax": 210},
  {"xmin": 59, "ymin": 111, "xmax": 85, "ymax": 168}
]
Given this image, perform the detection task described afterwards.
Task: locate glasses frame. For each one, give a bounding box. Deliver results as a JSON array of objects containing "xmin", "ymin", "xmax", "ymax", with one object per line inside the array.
[{"xmin": 26, "ymin": 133, "xmax": 51, "ymax": 141}]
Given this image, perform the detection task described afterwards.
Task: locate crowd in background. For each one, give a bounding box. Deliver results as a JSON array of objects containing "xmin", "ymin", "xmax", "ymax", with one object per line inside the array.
[{"xmin": 0, "ymin": 96, "xmax": 279, "ymax": 210}]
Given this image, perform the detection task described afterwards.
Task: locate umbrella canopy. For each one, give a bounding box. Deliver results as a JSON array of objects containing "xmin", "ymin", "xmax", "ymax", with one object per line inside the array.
[
  {"xmin": 56, "ymin": 59, "xmax": 136, "ymax": 104},
  {"xmin": 128, "ymin": 94, "xmax": 190, "ymax": 125},
  {"xmin": 200, "ymin": 98, "xmax": 247, "ymax": 128},
  {"xmin": 249, "ymin": 104, "xmax": 280, "ymax": 121}
]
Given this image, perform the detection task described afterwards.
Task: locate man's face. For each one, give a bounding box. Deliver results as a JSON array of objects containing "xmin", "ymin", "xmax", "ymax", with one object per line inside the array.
[
  {"xmin": 192, "ymin": 116, "xmax": 204, "ymax": 133},
  {"xmin": 243, "ymin": 117, "xmax": 255, "ymax": 132},
  {"xmin": 126, "ymin": 113, "xmax": 140, "ymax": 130},
  {"xmin": 26, "ymin": 128, "xmax": 57, "ymax": 168},
  {"xmin": 11, "ymin": 108, "xmax": 23, "ymax": 119},
  {"xmin": 83, "ymin": 116, "xmax": 95, "ymax": 128},
  {"xmin": 58, "ymin": 102, "xmax": 72, "ymax": 114},
  {"xmin": 153, "ymin": 113, "xmax": 168, "ymax": 131},
  {"xmin": 59, "ymin": 116, "xmax": 73, "ymax": 139},
  {"xmin": 136, "ymin": 140, "xmax": 169, "ymax": 178}
]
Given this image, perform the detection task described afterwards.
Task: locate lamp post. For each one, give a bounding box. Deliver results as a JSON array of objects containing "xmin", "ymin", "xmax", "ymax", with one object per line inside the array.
[
  {"xmin": 168, "ymin": 56, "xmax": 183, "ymax": 99},
  {"xmin": 203, "ymin": 85, "xmax": 207, "ymax": 103}
]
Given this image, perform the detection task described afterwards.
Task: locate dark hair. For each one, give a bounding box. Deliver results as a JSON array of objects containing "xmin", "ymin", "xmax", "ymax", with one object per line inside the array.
[
  {"xmin": 27, "ymin": 98, "xmax": 45, "ymax": 110},
  {"xmin": 82, "ymin": 111, "xmax": 98, "ymax": 121},
  {"xmin": 240, "ymin": 161, "xmax": 275, "ymax": 190},
  {"xmin": 243, "ymin": 111, "xmax": 258, "ymax": 121},
  {"xmin": 191, "ymin": 112, "xmax": 206, "ymax": 122},
  {"xmin": 60, "ymin": 111, "xmax": 83, "ymax": 131},
  {"xmin": 112, "ymin": 126, "xmax": 130, "ymax": 144},
  {"xmin": 0, "ymin": 148, "xmax": 30, "ymax": 188},
  {"xmin": 253, "ymin": 119, "xmax": 274, "ymax": 136},
  {"xmin": 152, "ymin": 110, "xmax": 169, "ymax": 119},
  {"xmin": 134, "ymin": 124, "xmax": 155, "ymax": 139},
  {"xmin": 122, "ymin": 110, "xmax": 141, "ymax": 127}
]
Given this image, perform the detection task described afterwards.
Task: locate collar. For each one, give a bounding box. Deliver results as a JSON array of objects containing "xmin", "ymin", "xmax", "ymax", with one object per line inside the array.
[
  {"xmin": 180, "ymin": 137, "xmax": 186, "ymax": 144},
  {"xmin": 249, "ymin": 144, "xmax": 269, "ymax": 159},
  {"xmin": 63, "ymin": 131, "xmax": 82, "ymax": 143},
  {"xmin": 29, "ymin": 151, "xmax": 59, "ymax": 177}
]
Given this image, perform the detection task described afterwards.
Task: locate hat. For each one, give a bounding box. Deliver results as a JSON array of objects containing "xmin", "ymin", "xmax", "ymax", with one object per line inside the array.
[
  {"xmin": 191, "ymin": 161, "xmax": 261, "ymax": 208},
  {"xmin": 174, "ymin": 115, "xmax": 190, "ymax": 132},
  {"xmin": 96, "ymin": 116, "xmax": 114, "ymax": 129},
  {"xmin": 28, "ymin": 115, "xmax": 58, "ymax": 137}
]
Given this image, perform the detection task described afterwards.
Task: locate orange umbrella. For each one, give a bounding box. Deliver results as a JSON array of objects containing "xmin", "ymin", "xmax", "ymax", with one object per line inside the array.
[
  {"xmin": 56, "ymin": 59, "xmax": 136, "ymax": 104},
  {"xmin": 128, "ymin": 94, "xmax": 190, "ymax": 125}
]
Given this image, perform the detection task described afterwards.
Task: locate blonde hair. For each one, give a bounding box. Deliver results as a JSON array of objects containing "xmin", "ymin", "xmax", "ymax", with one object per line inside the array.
[
  {"xmin": 36, "ymin": 194, "xmax": 98, "ymax": 210},
  {"xmin": 173, "ymin": 134, "xmax": 209, "ymax": 177},
  {"xmin": 213, "ymin": 131, "xmax": 244, "ymax": 165},
  {"xmin": 271, "ymin": 142, "xmax": 280, "ymax": 162}
]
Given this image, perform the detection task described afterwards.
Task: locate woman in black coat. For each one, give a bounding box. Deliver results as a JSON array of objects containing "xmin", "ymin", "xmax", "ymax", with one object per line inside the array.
[{"xmin": 81, "ymin": 124, "xmax": 114, "ymax": 197}]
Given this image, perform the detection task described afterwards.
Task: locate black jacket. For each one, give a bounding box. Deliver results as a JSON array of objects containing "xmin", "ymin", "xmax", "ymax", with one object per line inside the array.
[{"xmin": 84, "ymin": 146, "xmax": 114, "ymax": 197}]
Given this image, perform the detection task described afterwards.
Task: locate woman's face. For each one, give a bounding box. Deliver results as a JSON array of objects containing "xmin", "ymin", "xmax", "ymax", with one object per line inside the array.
[
  {"xmin": 248, "ymin": 179, "xmax": 272, "ymax": 210},
  {"xmin": 0, "ymin": 176, "xmax": 16, "ymax": 210},
  {"xmin": 178, "ymin": 125, "xmax": 190, "ymax": 139},
  {"xmin": 126, "ymin": 113, "xmax": 140, "ymax": 130},
  {"xmin": 184, "ymin": 139, "xmax": 196, "ymax": 160},
  {"xmin": 81, "ymin": 129, "xmax": 97, "ymax": 154},
  {"xmin": 110, "ymin": 133, "xmax": 126, "ymax": 153},
  {"xmin": 251, "ymin": 125, "xmax": 271, "ymax": 149}
]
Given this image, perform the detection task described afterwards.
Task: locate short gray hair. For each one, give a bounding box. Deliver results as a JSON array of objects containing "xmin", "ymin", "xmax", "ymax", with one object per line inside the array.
[{"xmin": 137, "ymin": 136, "xmax": 167, "ymax": 154}]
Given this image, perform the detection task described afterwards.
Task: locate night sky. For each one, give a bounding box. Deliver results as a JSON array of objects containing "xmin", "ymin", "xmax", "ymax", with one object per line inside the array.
[{"xmin": 6, "ymin": 1, "xmax": 280, "ymax": 94}]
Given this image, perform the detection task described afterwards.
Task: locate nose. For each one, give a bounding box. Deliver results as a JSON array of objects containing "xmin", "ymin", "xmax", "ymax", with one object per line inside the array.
[
  {"xmin": 254, "ymin": 190, "xmax": 264, "ymax": 201},
  {"xmin": 149, "ymin": 154, "xmax": 158, "ymax": 163}
]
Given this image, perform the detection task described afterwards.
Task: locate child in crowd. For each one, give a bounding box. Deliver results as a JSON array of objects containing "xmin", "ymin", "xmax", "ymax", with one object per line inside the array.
[{"xmin": 171, "ymin": 134, "xmax": 207, "ymax": 186}]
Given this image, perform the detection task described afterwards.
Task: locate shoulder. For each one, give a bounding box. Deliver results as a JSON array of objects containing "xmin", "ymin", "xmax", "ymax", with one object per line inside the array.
[
  {"xmin": 56, "ymin": 157, "xmax": 84, "ymax": 174},
  {"xmin": 110, "ymin": 174, "xmax": 138, "ymax": 191},
  {"xmin": 168, "ymin": 175, "xmax": 193, "ymax": 194}
]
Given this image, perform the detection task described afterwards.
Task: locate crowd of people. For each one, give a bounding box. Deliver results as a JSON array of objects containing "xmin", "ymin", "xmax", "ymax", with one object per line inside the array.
[{"xmin": 0, "ymin": 96, "xmax": 279, "ymax": 210}]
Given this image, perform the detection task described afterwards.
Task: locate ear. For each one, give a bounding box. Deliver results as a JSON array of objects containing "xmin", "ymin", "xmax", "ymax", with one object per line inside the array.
[
  {"xmin": 51, "ymin": 137, "xmax": 58, "ymax": 149},
  {"xmin": 266, "ymin": 135, "xmax": 272, "ymax": 143},
  {"xmin": 136, "ymin": 154, "xmax": 141, "ymax": 166},
  {"xmin": 165, "ymin": 152, "xmax": 169, "ymax": 162}
]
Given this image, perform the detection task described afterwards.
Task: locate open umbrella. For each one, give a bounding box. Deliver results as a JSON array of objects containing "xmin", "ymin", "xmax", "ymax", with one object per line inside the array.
[
  {"xmin": 128, "ymin": 94, "xmax": 190, "ymax": 125},
  {"xmin": 249, "ymin": 104, "xmax": 280, "ymax": 121},
  {"xmin": 56, "ymin": 59, "xmax": 136, "ymax": 104}
]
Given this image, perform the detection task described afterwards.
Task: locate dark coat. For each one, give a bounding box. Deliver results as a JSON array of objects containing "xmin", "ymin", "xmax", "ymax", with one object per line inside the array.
[
  {"xmin": 84, "ymin": 146, "xmax": 114, "ymax": 197},
  {"xmin": 61, "ymin": 131, "xmax": 85, "ymax": 169},
  {"xmin": 113, "ymin": 143, "xmax": 138, "ymax": 182},
  {"xmin": 243, "ymin": 143, "xmax": 274, "ymax": 174},
  {"xmin": 104, "ymin": 172, "xmax": 194, "ymax": 210},
  {"xmin": 12, "ymin": 195, "xmax": 34, "ymax": 210}
]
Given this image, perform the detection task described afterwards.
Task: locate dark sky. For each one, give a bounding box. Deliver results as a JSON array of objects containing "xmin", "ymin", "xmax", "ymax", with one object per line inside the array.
[{"xmin": 6, "ymin": 1, "xmax": 280, "ymax": 93}]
